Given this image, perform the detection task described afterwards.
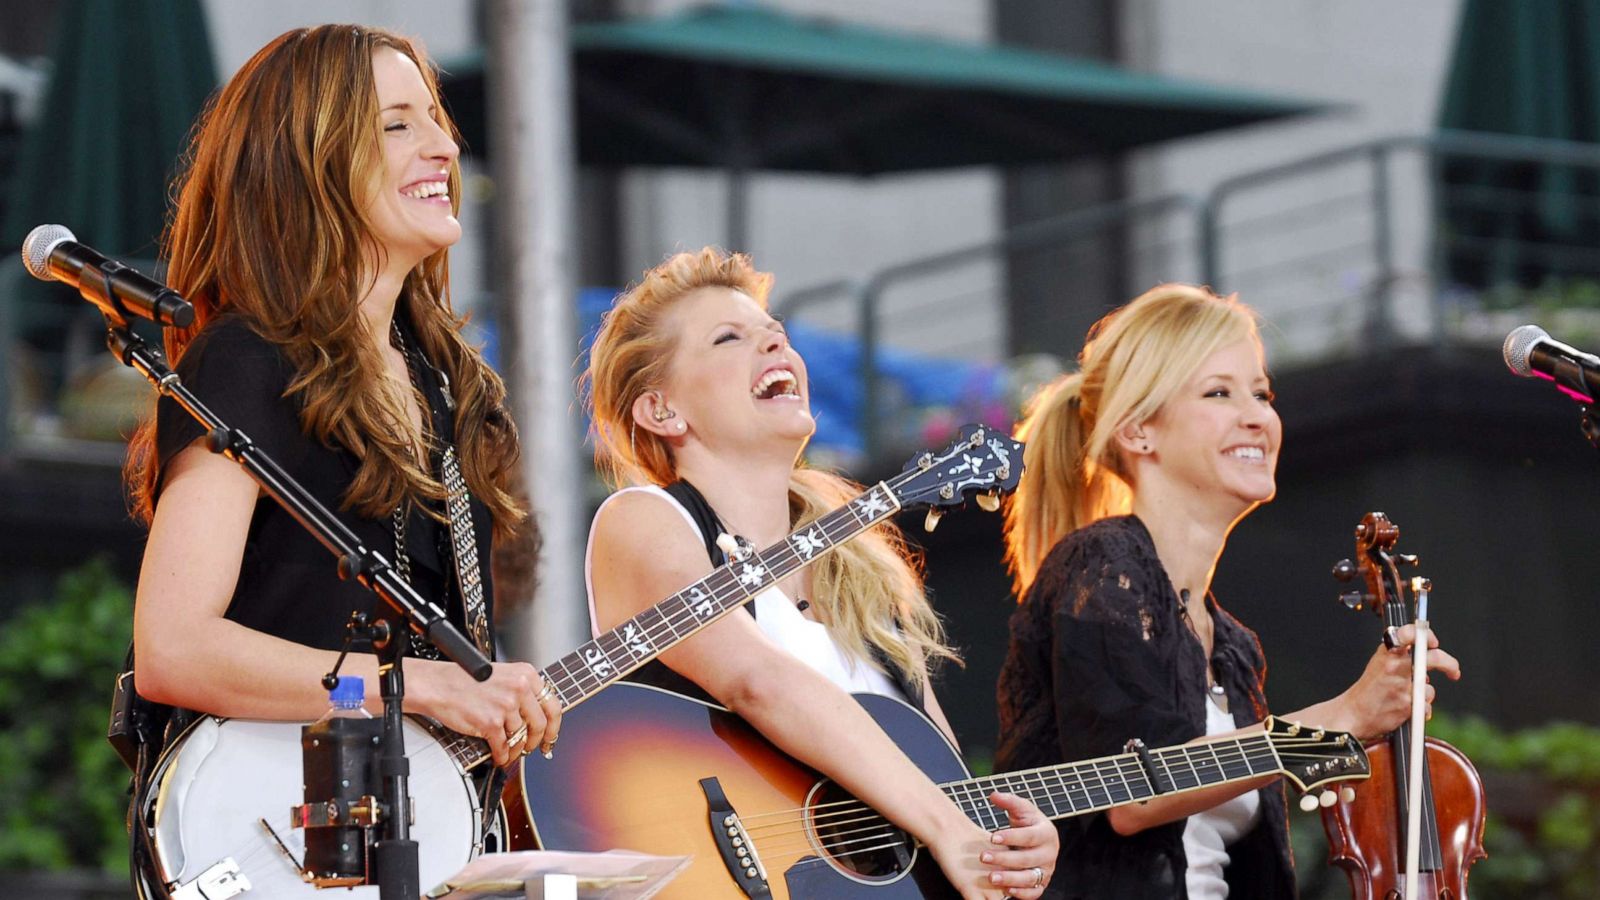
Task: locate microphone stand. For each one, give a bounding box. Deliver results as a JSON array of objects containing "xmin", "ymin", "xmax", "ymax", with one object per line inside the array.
[
  {"xmin": 1578, "ymin": 407, "xmax": 1600, "ymax": 453},
  {"xmin": 103, "ymin": 312, "xmax": 491, "ymax": 900}
]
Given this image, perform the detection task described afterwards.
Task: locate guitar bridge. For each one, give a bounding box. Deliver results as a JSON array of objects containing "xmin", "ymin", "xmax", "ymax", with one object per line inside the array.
[{"xmin": 699, "ymin": 776, "xmax": 772, "ymax": 898}]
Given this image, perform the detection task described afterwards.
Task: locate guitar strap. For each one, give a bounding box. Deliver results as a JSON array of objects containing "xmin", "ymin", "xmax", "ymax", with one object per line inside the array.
[{"xmin": 664, "ymin": 480, "xmax": 731, "ymax": 569}]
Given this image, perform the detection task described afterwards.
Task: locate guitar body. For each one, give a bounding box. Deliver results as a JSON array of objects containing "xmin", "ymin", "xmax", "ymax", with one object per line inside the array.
[{"xmin": 513, "ymin": 682, "xmax": 967, "ymax": 899}]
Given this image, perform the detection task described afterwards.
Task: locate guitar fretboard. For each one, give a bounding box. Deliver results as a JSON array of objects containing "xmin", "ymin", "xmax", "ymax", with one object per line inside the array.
[
  {"xmin": 537, "ymin": 482, "xmax": 901, "ymax": 711},
  {"xmin": 945, "ymin": 733, "xmax": 1281, "ymax": 831}
]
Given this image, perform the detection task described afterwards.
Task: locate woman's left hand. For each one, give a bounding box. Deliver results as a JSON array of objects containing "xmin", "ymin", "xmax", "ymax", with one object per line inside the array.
[{"xmin": 980, "ymin": 792, "xmax": 1057, "ymax": 899}]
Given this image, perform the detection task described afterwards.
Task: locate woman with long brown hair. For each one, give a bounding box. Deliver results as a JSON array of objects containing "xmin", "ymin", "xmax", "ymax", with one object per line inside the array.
[
  {"xmin": 127, "ymin": 25, "xmax": 558, "ymax": 769},
  {"xmin": 994, "ymin": 285, "xmax": 1460, "ymax": 899},
  {"xmin": 582, "ymin": 247, "xmax": 1058, "ymax": 900}
]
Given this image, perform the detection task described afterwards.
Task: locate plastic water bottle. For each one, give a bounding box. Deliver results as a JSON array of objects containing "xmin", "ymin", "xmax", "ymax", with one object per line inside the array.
[
  {"xmin": 302, "ymin": 676, "xmax": 380, "ymax": 886},
  {"xmin": 316, "ymin": 675, "xmax": 373, "ymax": 722}
]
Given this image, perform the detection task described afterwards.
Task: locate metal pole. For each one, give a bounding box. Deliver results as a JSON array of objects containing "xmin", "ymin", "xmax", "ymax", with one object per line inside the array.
[
  {"xmin": 1198, "ymin": 195, "xmax": 1221, "ymax": 292},
  {"xmin": 856, "ymin": 279, "xmax": 880, "ymax": 466},
  {"xmin": 487, "ymin": 0, "xmax": 588, "ymax": 664},
  {"xmin": 727, "ymin": 163, "xmax": 748, "ymax": 252},
  {"xmin": 1367, "ymin": 143, "xmax": 1396, "ymax": 348}
]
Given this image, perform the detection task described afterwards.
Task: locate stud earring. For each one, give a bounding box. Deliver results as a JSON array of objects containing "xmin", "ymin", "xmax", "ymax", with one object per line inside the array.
[
  {"xmin": 676, "ymin": 420, "xmax": 687, "ymax": 433},
  {"xmin": 653, "ymin": 407, "xmax": 677, "ymax": 422}
]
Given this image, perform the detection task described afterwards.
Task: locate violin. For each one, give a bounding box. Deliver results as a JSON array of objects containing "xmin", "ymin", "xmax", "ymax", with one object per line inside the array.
[{"xmin": 1320, "ymin": 512, "xmax": 1487, "ymax": 899}]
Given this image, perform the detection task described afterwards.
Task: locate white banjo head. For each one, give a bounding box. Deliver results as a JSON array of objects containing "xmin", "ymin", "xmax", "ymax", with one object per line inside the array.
[{"xmin": 146, "ymin": 716, "xmax": 481, "ymax": 897}]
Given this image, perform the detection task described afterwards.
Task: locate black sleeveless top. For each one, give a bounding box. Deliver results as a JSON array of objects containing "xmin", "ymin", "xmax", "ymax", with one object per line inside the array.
[
  {"xmin": 621, "ymin": 479, "xmax": 926, "ymax": 712},
  {"xmin": 152, "ymin": 313, "xmax": 495, "ymax": 656}
]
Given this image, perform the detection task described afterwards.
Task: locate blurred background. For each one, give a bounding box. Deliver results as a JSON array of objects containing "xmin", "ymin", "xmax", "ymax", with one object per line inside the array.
[{"xmin": 4, "ymin": 0, "xmax": 1600, "ymax": 897}]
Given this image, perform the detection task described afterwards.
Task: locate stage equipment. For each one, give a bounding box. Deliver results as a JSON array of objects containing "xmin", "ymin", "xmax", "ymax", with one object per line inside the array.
[
  {"xmin": 1504, "ymin": 324, "xmax": 1600, "ymax": 450},
  {"xmin": 22, "ymin": 224, "xmax": 194, "ymax": 327}
]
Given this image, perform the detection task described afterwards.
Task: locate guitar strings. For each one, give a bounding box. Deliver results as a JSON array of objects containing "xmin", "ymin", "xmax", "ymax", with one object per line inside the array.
[{"xmin": 733, "ymin": 733, "xmax": 1351, "ymax": 862}]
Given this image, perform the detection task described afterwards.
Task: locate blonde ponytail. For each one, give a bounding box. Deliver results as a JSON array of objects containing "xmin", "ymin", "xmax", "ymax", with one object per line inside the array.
[{"xmin": 1003, "ymin": 374, "xmax": 1131, "ymax": 597}]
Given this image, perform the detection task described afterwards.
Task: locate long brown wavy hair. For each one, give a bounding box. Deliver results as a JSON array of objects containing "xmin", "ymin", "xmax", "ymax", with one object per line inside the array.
[
  {"xmin": 583, "ymin": 248, "xmax": 960, "ymax": 687},
  {"xmin": 125, "ymin": 25, "xmax": 523, "ymax": 534}
]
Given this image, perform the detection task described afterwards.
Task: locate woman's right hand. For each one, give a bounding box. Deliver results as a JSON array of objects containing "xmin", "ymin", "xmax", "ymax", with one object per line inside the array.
[
  {"xmin": 1336, "ymin": 623, "xmax": 1460, "ymax": 741},
  {"xmin": 412, "ymin": 659, "xmax": 562, "ymax": 767}
]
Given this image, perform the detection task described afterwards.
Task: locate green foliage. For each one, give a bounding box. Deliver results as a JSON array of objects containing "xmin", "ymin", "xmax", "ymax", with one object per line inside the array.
[
  {"xmin": 1432, "ymin": 713, "xmax": 1600, "ymax": 898},
  {"xmin": 0, "ymin": 559, "xmax": 133, "ymax": 872},
  {"xmin": 1479, "ymin": 278, "xmax": 1600, "ymax": 314}
]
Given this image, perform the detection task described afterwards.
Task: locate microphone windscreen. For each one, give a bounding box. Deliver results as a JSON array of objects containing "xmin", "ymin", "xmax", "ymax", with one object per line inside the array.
[
  {"xmin": 1503, "ymin": 324, "xmax": 1550, "ymax": 377},
  {"xmin": 20, "ymin": 224, "xmax": 76, "ymax": 282}
]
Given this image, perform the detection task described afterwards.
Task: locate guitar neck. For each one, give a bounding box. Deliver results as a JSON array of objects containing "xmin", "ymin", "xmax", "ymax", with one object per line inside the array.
[
  {"xmin": 943, "ymin": 732, "xmax": 1282, "ymax": 831},
  {"xmin": 534, "ymin": 481, "xmax": 901, "ymax": 712},
  {"xmin": 451, "ymin": 484, "xmax": 901, "ymax": 771}
]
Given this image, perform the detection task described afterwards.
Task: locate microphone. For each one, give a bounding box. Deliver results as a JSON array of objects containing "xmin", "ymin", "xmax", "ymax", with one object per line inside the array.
[
  {"xmin": 1503, "ymin": 324, "xmax": 1600, "ymax": 404},
  {"xmin": 20, "ymin": 224, "xmax": 194, "ymax": 328}
]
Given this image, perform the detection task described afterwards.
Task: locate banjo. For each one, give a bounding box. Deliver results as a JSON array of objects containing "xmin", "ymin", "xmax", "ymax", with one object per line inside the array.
[{"xmin": 138, "ymin": 425, "xmax": 1023, "ymax": 899}]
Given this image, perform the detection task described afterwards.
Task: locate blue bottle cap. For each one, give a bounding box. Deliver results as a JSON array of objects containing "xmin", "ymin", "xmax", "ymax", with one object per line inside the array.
[{"xmin": 329, "ymin": 676, "xmax": 365, "ymax": 708}]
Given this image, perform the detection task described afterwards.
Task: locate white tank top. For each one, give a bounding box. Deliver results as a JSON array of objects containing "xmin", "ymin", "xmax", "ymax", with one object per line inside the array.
[
  {"xmin": 583, "ymin": 485, "xmax": 905, "ymax": 700},
  {"xmin": 1182, "ymin": 697, "xmax": 1263, "ymax": 899}
]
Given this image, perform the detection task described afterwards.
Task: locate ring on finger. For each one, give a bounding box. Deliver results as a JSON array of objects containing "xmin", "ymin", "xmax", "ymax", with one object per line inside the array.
[
  {"xmin": 535, "ymin": 678, "xmax": 556, "ymax": 703},
  {"xmin": 1031, "ymin": 865, "xmax": 1045, "ymax": 888}
]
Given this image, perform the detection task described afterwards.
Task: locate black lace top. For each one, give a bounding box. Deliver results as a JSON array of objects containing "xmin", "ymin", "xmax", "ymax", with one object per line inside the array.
[{"xmin": 994, "ymin": 516, "xmax": 1294, "ymax": 899}]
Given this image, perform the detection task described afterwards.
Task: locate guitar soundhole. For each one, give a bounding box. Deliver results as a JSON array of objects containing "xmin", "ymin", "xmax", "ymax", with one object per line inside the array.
[{"xmin": 805, "ymin": 779, "xmax": 915, "ymax": 883}]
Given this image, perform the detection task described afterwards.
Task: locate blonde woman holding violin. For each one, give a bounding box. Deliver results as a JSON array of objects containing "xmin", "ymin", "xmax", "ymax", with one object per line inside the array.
[{"xmin": 994, "ymin": 284, "xmax": 1461, "ymax": 899}]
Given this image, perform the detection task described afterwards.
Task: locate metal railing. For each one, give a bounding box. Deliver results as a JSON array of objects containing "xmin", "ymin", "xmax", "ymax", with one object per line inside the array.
[
  {"xmin": 10, "ymin": 131, "xmax": 1600, "ymax": 471},
  {"xmin": 774, "ymin": 130, "xmax": 1600, "ymax": 468},
  {"xmin": 776, "ymin": 194, "xmax": 1200, "ymax": 462}
]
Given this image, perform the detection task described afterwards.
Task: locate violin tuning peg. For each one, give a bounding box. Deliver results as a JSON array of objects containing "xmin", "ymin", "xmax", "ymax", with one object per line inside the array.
[
  {"xmin": 1340, "ymin": 786, "xmax": 1356, "ymax": 803},
  {"xmin": 1339, "ymin": 591, "xmax": 1368, "ymax": 611},
  {"xmin": 923, "ymin": 508, "xmax": 943, "ymax": 533},
  {"xmin": 1299, "ymin": 794, "xmax": 1320, "ymax": 813},
  {"xmin": 976, "ymin": 491, "xmax": 1000, "ymax": 512},
  {"xmin": 1331, "ymin": 559, "xmax": 1356, "ymax": 582},
  {"xmin": 1396, "ymin": 553, "xmax": 1419, "ymax": 567},
  {"xmin": 1319, "ymin": 790, "xmax": 1337, "ymax": 808}
]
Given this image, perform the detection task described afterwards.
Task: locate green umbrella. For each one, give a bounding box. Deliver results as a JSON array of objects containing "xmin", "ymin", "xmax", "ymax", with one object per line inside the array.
[
  {"xmin": 1, "ymin": 0, "xmax": 216, "ymax": 345},
  {"xmin": 441, "ymin": 3, "xmax": 1323, "ymax": 244},
  {"xmin": 1437, "ymin": 0, "xmax": 1600, "ymax": 288}
]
